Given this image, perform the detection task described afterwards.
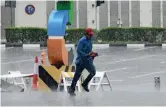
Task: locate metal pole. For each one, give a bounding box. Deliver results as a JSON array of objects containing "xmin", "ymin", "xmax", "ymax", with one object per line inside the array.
[
  {"xmin": 108, "ymin": 1, "xmax": 110, "ymax": 27},
  {"xmin": 11, "ymin": 6, "xmax": 12, "ymax": 27},
  {"xmin": 95, "ymin": 5, "xmax": 97, "ymax": 29},
  {"xmin": 160, "ymin": 0, "xmax": 163, "ymax": 28},
  {"xmin": 96, "ymin": 6, "xmax": 99, "ymax": 30},
  {"xmin": 129, "ymin": 0, "xmax": 132, "ymax": 27},
  {"xmin": 76, "ymin": 0, "xmax": 79, "ymax": 28}
]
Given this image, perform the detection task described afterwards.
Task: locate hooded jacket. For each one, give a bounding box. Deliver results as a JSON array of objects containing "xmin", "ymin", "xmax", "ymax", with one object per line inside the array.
[{"xmin": 75, "ymin": 36, "xmax": 93, "ymax": 65}]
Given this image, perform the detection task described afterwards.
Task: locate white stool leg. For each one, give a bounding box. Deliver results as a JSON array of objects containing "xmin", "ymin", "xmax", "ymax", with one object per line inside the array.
[
  {"xmin": 21, "ymin": 78, "xmax": 27, "ymax": 90},
  {"xmin": 88, "ymin": 77, "xmax": 94, "ymax": 89},
  {"xmin": 63, "ymin": 77, "xmax": 68, "ymax": 92},
  {"xmin": 77, "ymin": 80, "xmax": 81, "ymax": 92},
  {"xmin": 96, "ymin": 75, "xmax": 104, "ymax": 91}
]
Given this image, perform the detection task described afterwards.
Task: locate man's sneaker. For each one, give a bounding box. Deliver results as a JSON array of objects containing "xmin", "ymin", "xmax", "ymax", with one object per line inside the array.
[
  {"xmin": 81, "ymin": 84, "xmax": 89, "ymax": 92},
  {"xmin": 68, "ymin": 87, "xmax": 76, "ymax": 96}
]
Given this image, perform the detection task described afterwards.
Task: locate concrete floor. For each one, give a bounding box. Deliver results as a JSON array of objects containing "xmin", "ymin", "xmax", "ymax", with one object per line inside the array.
[{"xmin": 1, "ymin": 46, "xmax": 166, "ymax": 106}]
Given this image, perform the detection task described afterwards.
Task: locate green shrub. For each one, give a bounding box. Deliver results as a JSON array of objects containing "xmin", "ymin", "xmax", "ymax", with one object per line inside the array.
[
  {"xmin": 5, "ymin": 27, "xmax": 47, "ymax": 44},
  {"xmin": 65, "ymin": 28, "xmax": 98, "ymax": 43},
  {"xmin": 5, "ymin": 27, "xmax": 98, "ymax": 44},
  {"xmin": 97, "ymin": 27, "xmax": 166, "ymax": 43},
  {"xmin": 5, "ymin": 27, "xmax": 166, "ymax": 44}
]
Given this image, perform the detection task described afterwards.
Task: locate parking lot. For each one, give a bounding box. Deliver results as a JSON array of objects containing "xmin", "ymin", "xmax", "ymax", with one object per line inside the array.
[
  {"xmin": 1, "ymin": 46, "xmax": 166, "ymax": 106},
  {"xmin": 1, "ymin": 46, "xmax": 166, "ymax": 92}
]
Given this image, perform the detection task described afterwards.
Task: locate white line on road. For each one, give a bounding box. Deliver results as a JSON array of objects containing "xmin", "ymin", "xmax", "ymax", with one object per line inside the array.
[
  {"xmin": 6, "ymin": 47, "xmax": 14, "ymax": 50},
  {"xmin": 1, "ymin": 59, "xmax": 34, "ymax": 64},
  {"xmin": 105, "ymin": 67, "xmax": 127, "ymax": 73},
  {"xmin": 36, "ymin": 49, "xmax": 47, "ymax": 52},
  {"xmin": 128, "ymin": 71, "xmax": 166, "ymax": 79},
  {"xmin": 133, "ymin": 46, "xmax": 156, "ymax": 51},
  {"xmin": 0, "ymin": 47, "xmax": 14, "ymax": 50},
  {"xmin": 126, "ymin": 83, "xmax": 154, "ymax": 87},
  {"xmin": 107, "ymin": 55, "xmax": 158, "ymax": 64},
  {"xmin": 2, "ymin": 56, "xmax": 48, "ymax": 64},
  {"xmin": 160, "ymin": 61, "xmax": 165, "ymax": 64},
  {"xmin": 110, "ymin": 80, "xmax": 124, "ymax": 82},
  {"xmin": 113, "ymin": 83, "xmax": 154, "ymax": 90}
]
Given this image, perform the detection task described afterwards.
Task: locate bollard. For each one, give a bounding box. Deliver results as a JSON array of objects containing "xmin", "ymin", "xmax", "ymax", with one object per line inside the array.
[{"xmin": 154, "ymin": 76, "xmax": 160, "ymax": 91}]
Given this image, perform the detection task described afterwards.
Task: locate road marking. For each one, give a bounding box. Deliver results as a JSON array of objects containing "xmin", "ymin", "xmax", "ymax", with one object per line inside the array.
[
  {"xmin": 1, "ymin": 59, "xmax": 34, "ymax": 64},
  {"xmin": 36, "ymin": 49, "xmax": 47, "ymax": 52},
  {"xmin": 160, "ymin": 61, "xmax": 165, "ymax": 64},
  {"xmin": 110, "ymin": 80, "xmax": 124, "ymax": 82},
  {"xmin": 128, "ymin": 71, "xmax": 166, "ymax": 79},
  {"xmin": 0, "ymin": 47, "xmax": 14, "ymax": 50},
  {"xmin": 0, "ymin": 58, "xmax": 7, "ymax": 60},
  {"xmin": 6, "ymin": 47, "xmax": 14, "ymax": 50},
  {"xmin": 2, "ymin": 56, "xmax": 49, "ymax": 64},
  {"xmin": 127, "ymin": 83, "xmax": 154, "ymax": 87},
  {"xmin": 107, "ymin": 55, "xmax": 158, "ymax": 64},
  {"xmin": 113, "ymin": 83, "xmax": 154, "ymax": 90},
  {"xmin": 104, "ymin": 67, "xmax": 127, "ymax": 73},
  {"xmin": 133, "ymin": 46, "xmax": 156, "ymax": 51}
]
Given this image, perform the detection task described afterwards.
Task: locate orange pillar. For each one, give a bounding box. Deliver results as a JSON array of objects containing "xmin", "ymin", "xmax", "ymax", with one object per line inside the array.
[
  {"xmin": 41, "ymin": 50, "xmax": 46, "ymax": 65},
  {"xmin": 47, "ymin": 37, "xmax": 68, "ymax": 68}
]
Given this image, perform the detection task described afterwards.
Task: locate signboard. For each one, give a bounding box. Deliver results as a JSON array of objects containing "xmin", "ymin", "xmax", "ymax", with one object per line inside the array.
[{"xmin": 25, "ymin": 4, "xmax": 35, "ymax": 15}]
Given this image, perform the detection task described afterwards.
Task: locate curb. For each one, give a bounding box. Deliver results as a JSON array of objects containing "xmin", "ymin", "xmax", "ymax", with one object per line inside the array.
[
  {"xmin": 144, "ymin": 44, "xmax": 162, "ymax": 47},
  {"xmin": 0, "ymin": 44, "xmax": 110, "ymax": 48},
  {"xmin": 109, "ymin": 44, "xmax": 127, "ymax": 47},
  {"xmin": 23, "ymin": 44, "xmax": 40, "ymax": 48},
  {"xmin": 1, "ymin": 43, "xmax": 166, "ymax": 48}
]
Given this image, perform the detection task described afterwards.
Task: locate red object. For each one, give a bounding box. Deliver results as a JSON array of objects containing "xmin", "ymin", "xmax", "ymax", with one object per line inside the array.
[
  {"xmin": 32, "ymin": 74, "xmax": 38, "ymax": 90},
  {"xmin": 89, "ymin": 52, "xmax": 98, "ymax": 59},
  {"xmin": 41, "ymin": 59, "xmax": 43, "ymax": 64},
  {"xmin": 35, "ymin": 56, "xmax": 38, "ymax": 63},
  {"xmin": 85, "ymin": 28, "xmax": 94, "ymax": 36},
  {"xmin": 32, "ymin": 56, "xmax": 38, "ymax": 90}
]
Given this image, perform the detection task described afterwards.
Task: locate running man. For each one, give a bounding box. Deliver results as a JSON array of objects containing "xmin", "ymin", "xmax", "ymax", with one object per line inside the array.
[{"xmin": 68, "ymin": 28, "xmax": 98, "ymax": 96}]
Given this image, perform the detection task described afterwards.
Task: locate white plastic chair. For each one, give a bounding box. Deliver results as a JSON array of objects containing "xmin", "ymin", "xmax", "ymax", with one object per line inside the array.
[{"xmin": 7, "ymin": 71, "xmax": 27, "ymax": 90}]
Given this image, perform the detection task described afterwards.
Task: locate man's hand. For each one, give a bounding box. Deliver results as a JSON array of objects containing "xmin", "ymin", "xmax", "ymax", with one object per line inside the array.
[
  {"xmin": 88, "ymin": 52, "xmax": 98, "ymax": 58},
  {"xmin": 88, "ymin": 52, "xmax": 94, "ymax": 56}
]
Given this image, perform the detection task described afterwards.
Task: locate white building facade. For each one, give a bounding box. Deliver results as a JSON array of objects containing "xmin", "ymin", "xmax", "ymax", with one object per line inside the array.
[{"xmin": 1, "ymin": 0, "xmax": 166, "ymax": 39}]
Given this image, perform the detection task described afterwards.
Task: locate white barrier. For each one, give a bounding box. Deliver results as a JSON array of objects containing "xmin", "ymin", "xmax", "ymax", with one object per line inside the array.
[
  {"xmin": 6, "ymin": 71, "xmax": 27, "ymax": 90},
  {"xmin": 60, "ymin": 72, "xmax": 81, "ymax": 92},
  {"xmin": 88, "ymin": 71, "xmax": 112, "ymax": 91}
]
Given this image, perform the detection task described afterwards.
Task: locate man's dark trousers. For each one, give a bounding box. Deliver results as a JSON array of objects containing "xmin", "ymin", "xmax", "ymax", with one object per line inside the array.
[{"xmin": 70, "ymin": 62, "xmax": 96, "ymax": 91}]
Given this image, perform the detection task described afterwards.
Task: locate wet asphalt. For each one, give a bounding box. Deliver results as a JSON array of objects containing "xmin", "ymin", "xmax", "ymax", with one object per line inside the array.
[
  {"xmin": 1, "ymin": 46, "xmax": 166, "ymax": 92},
  {"xmin": 1, "ymin": 46, "xmax": 166, "ymax": 106}
]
